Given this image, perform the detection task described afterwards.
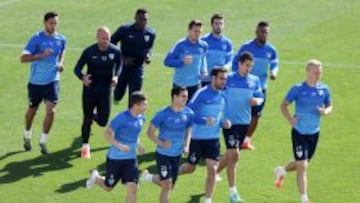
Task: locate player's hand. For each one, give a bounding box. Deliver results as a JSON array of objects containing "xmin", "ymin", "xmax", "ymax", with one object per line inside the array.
[
  {"xmin": 250, "ymin": 98, "xmax": 258, "ymax": 106},
  {"xmin": 183, "ymin": 55, "xmax": 193, "ymax": 64},
  {"xmin": 144, "ymin": 54, "xmax": 151, "ymax": 64},
  {"xmin": 159, "ymin": 140, "xmax": 171, "ymax": 148},
  {"xmin": 206, "ymin": 117, "xmax": 216, "ymax": 126},
  {"xmin": 317, "ymin": 106, "xmax": 327, "ymax": 116},
  {"xmin": 223, "ymin": 119, "xmax": 232, "ymax": 129},
  {"xmin": 118, "ymin": 143, "xmax": 130, "ymax": 152},
  {"xmin": 82, "ymin": 74, "xmax": 92, "ymax": 86},
  {"xmin": 270, "ymin": 73, "xmax": 276, "ymax": 80},
  {"xmin": 288, "ymin": 117, "xmax": 297, "ymax": 126},
  {"xmin": 41, "ymin": 48, "xmax": 54, "ymax": 58},
  {"xmin": 111, "ymin": 76, "xmax": 118, "ymax": 87},
  {"xmin": 57, "ymin": 63, "xmax": 64, "ymax": 72},
  {"xmin": 137, "ymin": 144, "xmax": 145, "ymax": 155},
  {"xmin": 123, "ymin": 57, "xmax": 136, "ymax": 65}
]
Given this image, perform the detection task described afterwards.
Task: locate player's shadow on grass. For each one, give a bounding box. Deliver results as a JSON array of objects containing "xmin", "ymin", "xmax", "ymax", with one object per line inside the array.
[
  {"xmin": 0, "ymin": 137, "xmax": 107, "ymax": 184},
  {"xmin": 0, "ymin": 150, "xmax": 25, "ymax": 161},
  {"xmin": 186, "ymin": 193, "xmax": 205, "ymax": 203}
]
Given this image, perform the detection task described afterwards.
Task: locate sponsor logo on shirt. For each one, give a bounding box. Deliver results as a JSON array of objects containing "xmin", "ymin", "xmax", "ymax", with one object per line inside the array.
[
  {"xmin": 181, "ymin": 114, "xmax": 187, "ymax": 122},
  {"xmin": 92, "ymin": 56, "xmax": 98, "ymax": 59},
  {"xmin": 129, "ymin": 35, "xmax": 134, "ymax": 38},
  {"xmin": 101, "ymin": 56, "xmax": 107, "ymax": 61},
  {"xmin": 144, "ymin": 35, "xmax": 150, "ymax": 42},
  {"xmin": 108, "ymin": 53, "xmax": 115, "ymax": 60},
  {"xmin": 266, "ymin": 52, "xmax": 272, "ymax": 59},
  {"xmin": 318, "ymin": 90, "xmax": 324, "ymax": 96}
]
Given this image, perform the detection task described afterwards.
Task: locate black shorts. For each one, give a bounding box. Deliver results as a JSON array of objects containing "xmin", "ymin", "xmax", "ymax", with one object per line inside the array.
[
  {"xmin": 156, "ymin": 152, "xmax": 181, "ymax": 184},
  {"xmin": 187, "ymin": 139, "xmax": 220, "ymax": 165},
  {"xmin": 223, "ymin": 124, "xmax": 249, "ymax": 149},
  {"xmin": 292, "ymin": 128, "xmax": 319, "ymax": 161},
  {"xmin": 104, "ymin": 158, "xmax": 139, "ymax": 187},
  {"xmin": 27, "ymin": 81, "xmax": 59, "ymax": 107},
  {"xmin": 251, "ymin": 89, "xmax": 266, "ymax": 117}
]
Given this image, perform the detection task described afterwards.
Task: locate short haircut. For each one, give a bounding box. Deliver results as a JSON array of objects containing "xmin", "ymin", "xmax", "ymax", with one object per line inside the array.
[
  {"xmin": 171, "ymin": 86, "xmax": 187, "ymax": 98},
  {"xmin": 211, "ymin": 67, "xmax": 228, "ymax": 77},
  {"xmin": 188, "ymin": 19, "xmax": 202, "ymax": 30},
  {"xmin": 211, "ymin": 13, "xmax": 224, "ymax": 24},
  {"xmin": 136, "ymin": 8, "xmax": 148, "ymax": 16},
  {"xmin": 44, "ymin": 11, "xmax": 58, "ymax": 21},
  {"xmin": 97, "ymin": 26, "xmax": 111, "ymax": 35},
  {"xmin": 257, "ymin": 21, "xmax": 269, "ymax": 28},
  {"xmin": 306, "ymin": 59, "xmax": 322, "ymax": 70},
  {"xmin": 129, "ymin": 91, "xmax": 146, "ymax": 107},
  {"xmin": 238, "ymin": 51, "xmax": 254, "ymax": 63}
]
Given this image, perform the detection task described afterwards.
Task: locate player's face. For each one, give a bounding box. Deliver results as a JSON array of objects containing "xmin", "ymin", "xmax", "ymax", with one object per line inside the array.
[
  {"xmin": 238, "ymin": 59, "xmax": 254, "ymax": 75},
  {"xmin": 212, "ymin": 18, "xmax": 224, "ymax": 35},
  {"xmin": 174, "ymin": 90, "xmax": 188, "ymax": 107},
  {"xmin": 135, "ymin": 100, "xmax": 148, "ymax": 114},
  {"xmin": 256, "ymin": 26, "xmax": 269, "ymax": 44},
  {"xmin": 44, "ymin": 17, "xmax": 58, "ymax": 34},
  {"xmin": 135, "ymin": 13, "xmax": 148, "ymax": 30},
  {"xmin": 96, "ymin": 30, "xmax": 110, "ymax": 49},
  {"xmin": 307, "ymin": 65, "xmax": 323, "ymax": 81},
  {"xmin": 188, "ymin": 25, "xmax": 202, "ymax": 42},
  {"xmin": 212, "ymin": 72, "xmax": 228, "ymax": 90}
]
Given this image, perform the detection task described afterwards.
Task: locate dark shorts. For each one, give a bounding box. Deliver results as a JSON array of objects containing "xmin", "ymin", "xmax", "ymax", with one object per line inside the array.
[
  {"xmin": 187, "ymin": 139, "xmax": 220, "ymax": 165},
  {"xmin": 292, "ymin": 128, "xmax": 319, "ymax": 161},
  {"xmin": 223, "ymin": 124, "xmax": 249, "ymax": 149},
  {"xmin": 27, "ymin": 81, "xmax": 59, "ymax": 108},
  {"xmin": 251, "ymin": 89, "xmax": 266, "ymax": 117},
  {"xmin": 104, "ymin": 158, "xmax": 139, "ymax": 187},
  {"xmin": 156, "ymin": 152, "xmax": 181, "ymax": 184}
]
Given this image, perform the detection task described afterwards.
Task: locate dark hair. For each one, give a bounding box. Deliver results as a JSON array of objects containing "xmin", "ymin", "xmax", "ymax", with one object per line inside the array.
[
  {"xmin": 129, "ymin": 91, "xmax": 146, "ymax": 107},
  {"xmin": 211, "ymin": 13, "xmax": 224, "ymax": 24},
  {"xmin": 188, "ymin": 19, "xmax": 202, "ymax": 30},
  {"xmin": 171, "ymin": 86, "xmax": 187, "ymax": 99},
  {"xmin": 257, "ymin": 21, "xmax": 269, "ymax": 28},
  {"xmin": 211, "ymin": 67, "xmax": 228, "ymax": 77},
  {"xmin": 44, "ymin": 11, "xmax": 58, "ymax": 21},
  {"xmin": 238, "ymin": 51, "xmax": 254, "ymax": 63},
  {"xmin": 136, "ymin": 8, "xmax": 148, "ymax": 16}
]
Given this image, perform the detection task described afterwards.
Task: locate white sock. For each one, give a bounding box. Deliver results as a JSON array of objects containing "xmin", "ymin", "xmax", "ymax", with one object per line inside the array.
[
  {"xmin": 144, "ymin": 173, "xmax": 153, "ymax": 182},
  {"xmin": 244, "ymin": 136, "xmax": 251, "ymax": 143},
  {"xmin": 279, "ymin": 166, "xmax": 287, "ymax": 176},
  {"xmin": 204, "ymin": 197, "xmax": 212, "ymax": 203},
  {"xmin": 301, "ymin": 194, "xmax": 309, "ymax": 203},
  {"xmin": 82, "ymin": 143, "xmax": 90, "ymax": 148},
  {"xmin": 24, "ymin": 130, "xmax": 32, "ymax": 139},
  {"xmin": 39, "ymin": 133, "xmax": 48, "ymax": 144},
  {"xmin": 229, "ymin": 186, "xmax": 237, "ymax": 195}
]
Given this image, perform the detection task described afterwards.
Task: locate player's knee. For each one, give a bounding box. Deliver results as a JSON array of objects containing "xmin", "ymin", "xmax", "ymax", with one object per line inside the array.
[
  {"xmin": 83, "ymin": 118, "xmax": 93, "ymax": 125},
  {"xmin": 295, "ymin": 160, "xmax": 308, "ymax": 171},
  {"xmin": 96, "ymin": 117, "xmax": 108, "ymax": 127},
  {"xmin": 161, "ymin": 180, "xmax": 172, "ymax": 191},
  {"xmin": 104, "ymin": 186, "xmax": 113, "ymax": 192}
]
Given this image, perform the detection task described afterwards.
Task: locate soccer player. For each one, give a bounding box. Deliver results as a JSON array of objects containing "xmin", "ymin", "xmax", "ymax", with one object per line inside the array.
[
  {"xmin": 86, "ymin": 92, "xmax": 147, "ymax": 203},
  {"xmin": 219, "ymin": 52, "xmax": 264, "ymax": 202},
  {"xmin": 142, "ymin": 86, "xmax": 194, "ymax": 203},
  {"xmin": 111, "ymin": 8, "xmax": 156, "ymax": 106},
  {"xmin": 201, "ymin": 13, "xmax": 233, "ymax": 86},
  {"xmin": 274, "ymin": 59, "xmax": 332, "ymax": 203},
  {"xmin": 74, "ymin": 26, "xmax": 121, "ymax": 159},
  {"xmin": 20, "ymin": 11, "xmax": 66, "ymax": 155},
  {"xmin": 164, "ymin": 19, "xmax": 208, "ymax": 101},
  {"xmin": 232, "ymin": 21, "xmax": 279, "ymax": 150},
  {"xmin": 179, "ymin": 68, "xmax": 230, "ymax": 203}
]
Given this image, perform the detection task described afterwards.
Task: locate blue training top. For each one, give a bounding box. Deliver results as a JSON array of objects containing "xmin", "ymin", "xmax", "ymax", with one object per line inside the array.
[
  {"xmin": 285, "ymin": 81, "xmax": 331, "ymax": 135},
  {"xmin": 164, "ymin": 37, "xmax": 208, "ymax": 87},
  {"xmin": 224, "ymin": 72, "xmax": 264, "ymax": 125},
  {"xmin": 107, "ymin": 110, "xmax": 145, "ymax": 160},
  {"xmin": 22, "ymin": 31, "xmax": 66, "ymax": 85},
  {"xmin": 151, "ymin": 106, "xmax": 194, "ymax": 157}
]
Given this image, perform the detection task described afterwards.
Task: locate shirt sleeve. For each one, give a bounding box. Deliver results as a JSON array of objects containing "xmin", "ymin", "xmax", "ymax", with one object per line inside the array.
[
  {"xmin": 151, "ymin": 110, "xmax": 164, "ymax": 128},
  {"xmin": 164, "ymin": 42, "xmax": 184, "ymax": 68},
  {"xmin": 224, "ymin": 40, "xmax": 233, "ymax": 70},
  {"xmin": 253, "ymin": 78, "xmax": 264, "ymax": 105},
  {"xmin": 188, "ymin": 92, "xmax": 207, "ymax": 125},
  {"xmin": 200, "ymin": 50, "xmax": 208, "ymax": 73},
  {"xmin": 285, "ymin": 85, "xmax": 299, "ymax": 103},
  {"xmin": 270, "ymin": 47, "xmax": 279, "ymax": 76},
  {"xmin": 324, "ymin": 87, "xmax": 332, "ymax": 106},
  {"xmin": 73, "ymin": 49, "xmax": 88, "ymax": 80},
  {"xmin": 22, "ymin": 35, "xmax": 38, "ymax": 55},
  {"xmin": 109, "ymin": 114, "xmax": 124, "ymax": 131},
  {"xmin": 111, "ymin": 26, "xmax": 125, "ymax": 45},
  {"xmin": 186, "ymin": 110, "xmax": 195, "ymax": 128},
  {"xmin": 231, "ymin": 45, "xmax": 245, "ymax": 72}
]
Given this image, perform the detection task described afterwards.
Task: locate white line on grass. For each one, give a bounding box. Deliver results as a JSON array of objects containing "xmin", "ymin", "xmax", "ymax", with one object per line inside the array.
[
  {"xmin": 0, "ymin": 0, "xmax": 21, "ymax": 8},
  {"xmin": 1, "ymin": 42, "xmax": 359, "ymax": 69}
]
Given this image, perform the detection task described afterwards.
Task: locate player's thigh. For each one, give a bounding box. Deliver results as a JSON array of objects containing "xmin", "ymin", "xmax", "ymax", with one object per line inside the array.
[
  {"xmin": 104, "ymin": 158, "xmax": 122, "ymax": 188},
  {"xmin": 95, "ymin": 88, "xmax": 111, "ymax": 124},
  {"xmin": 82, "ymin": 87, "xmax": 96, "ymax": 118},
  {"xmin": 27, "ymin": 83, "xmax": 43, "ymax": 108},
  {"xmin": 44, "ymin": 81, "xmax": 60, "ymax": 105},
  {"xmin": 203, "ymin": 139, "xmax": 220, "ymax": 162},
  {"xmin": 121, "ymin": 159, "xmax": 139, "ymax": 184},
  {"xmin": 307, "ymin": 132, "xmax": 320, "ymax": 161},
  {"xmin": 188, "ymin": 139, "xmax": 202, "ymax": 165},
  {"xmin": 291, "ymin": 128, "xmax": 309, "ymax": 161}
]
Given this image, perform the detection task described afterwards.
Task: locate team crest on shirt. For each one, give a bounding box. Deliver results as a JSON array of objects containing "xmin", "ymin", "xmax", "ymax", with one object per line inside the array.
[
  {"xmin": 56, "ymin": 40, "xmax": 61, "ymax": 46},
  {"xmin": 318, "ymin": 90, "xmax": 324, "ymax": 96},
  {"xmin": 108, "ymin": 53, "xmax": 115, "ymax": 60},
  {"xmin": 144, "ymin": 35, "xmax": 150, "ymax": 42},
  {"xmin": 181, "ymin": 114, "xmax": 187, "ymax": 122},
  {"xmin": 247, "ymin": 81, "xmax": 255, "ymax": 88},
  {"xmin": 266, "ymin": 52, "xmax": 272, "ymax": 59},
  {"xmin": 222, "ymin": 44, "xmax": 227, "ymax": 51}
]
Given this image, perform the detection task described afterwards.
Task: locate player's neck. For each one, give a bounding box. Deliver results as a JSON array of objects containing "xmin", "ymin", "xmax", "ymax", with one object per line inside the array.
[
  {"xmin": 255, "ymin": 38, "xmax": 265, "ymax": 46},
  {"xmin": 44, "ymin": 30, "xmax": 56, "ymax": 37},
  {"xmin": 97, "ymin": 44, "xmax": 109, "ymax": 52},
  {"xmin": 129, "ymin": 108, "xmax": 140, "ymax": 117},
  {"xmin": 306, "ymin": 79, "xmax": 319, "ymax": 87},
  {"xmin": 211, "ymin": 32, "xmax": 222, "ymax": 38},
  {"xmin": 170, "ymin": 104, "xmax": 183, "ymax": 112}
]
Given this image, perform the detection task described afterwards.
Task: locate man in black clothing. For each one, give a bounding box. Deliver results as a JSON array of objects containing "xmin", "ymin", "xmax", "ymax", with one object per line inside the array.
[
  {"xmin": 74, "ymin": 26, "xmax": 121, "ymax": 159},
  {"xmin": 111, "ymin": 8, "xmax": 156, "ymax": 106}
]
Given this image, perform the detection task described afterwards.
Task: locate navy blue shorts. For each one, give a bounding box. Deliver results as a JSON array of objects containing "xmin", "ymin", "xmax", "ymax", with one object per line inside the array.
[
  {"xmin": 251, "ymin": 89, "xmax": 266, "ymax": 117},
  {"xmin": 27, "ymin": 81, "xmax": 59, "ymax": 107},
  {"xmin": 292, "ymin": 128, "xmax": 319, "ymax": 161},
  {"xmin": 223, "ymin": 124, "xmax": 249, "ymax": 149},
  {"xmin": 187, "ymin": 139, "xmax": 220, "ymax": 164},
  {"xmin": 104, "ymin": 158, "xmax": 139, "ymax": 187},
  {"xmin": 156, "ymin": 152, "xmax": 181, "ymax": 184}
]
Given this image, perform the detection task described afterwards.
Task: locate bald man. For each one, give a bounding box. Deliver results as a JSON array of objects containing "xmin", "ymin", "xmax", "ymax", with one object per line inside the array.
[{"xmin": 74, "ymin": 26, "xmax": 122, "ymax": 159}]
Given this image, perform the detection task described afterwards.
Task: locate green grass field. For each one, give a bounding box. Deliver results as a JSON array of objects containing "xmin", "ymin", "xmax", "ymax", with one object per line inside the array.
[{"xmin": 1, "ymin": 0, "xmax": 360, "ymax": 202}]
